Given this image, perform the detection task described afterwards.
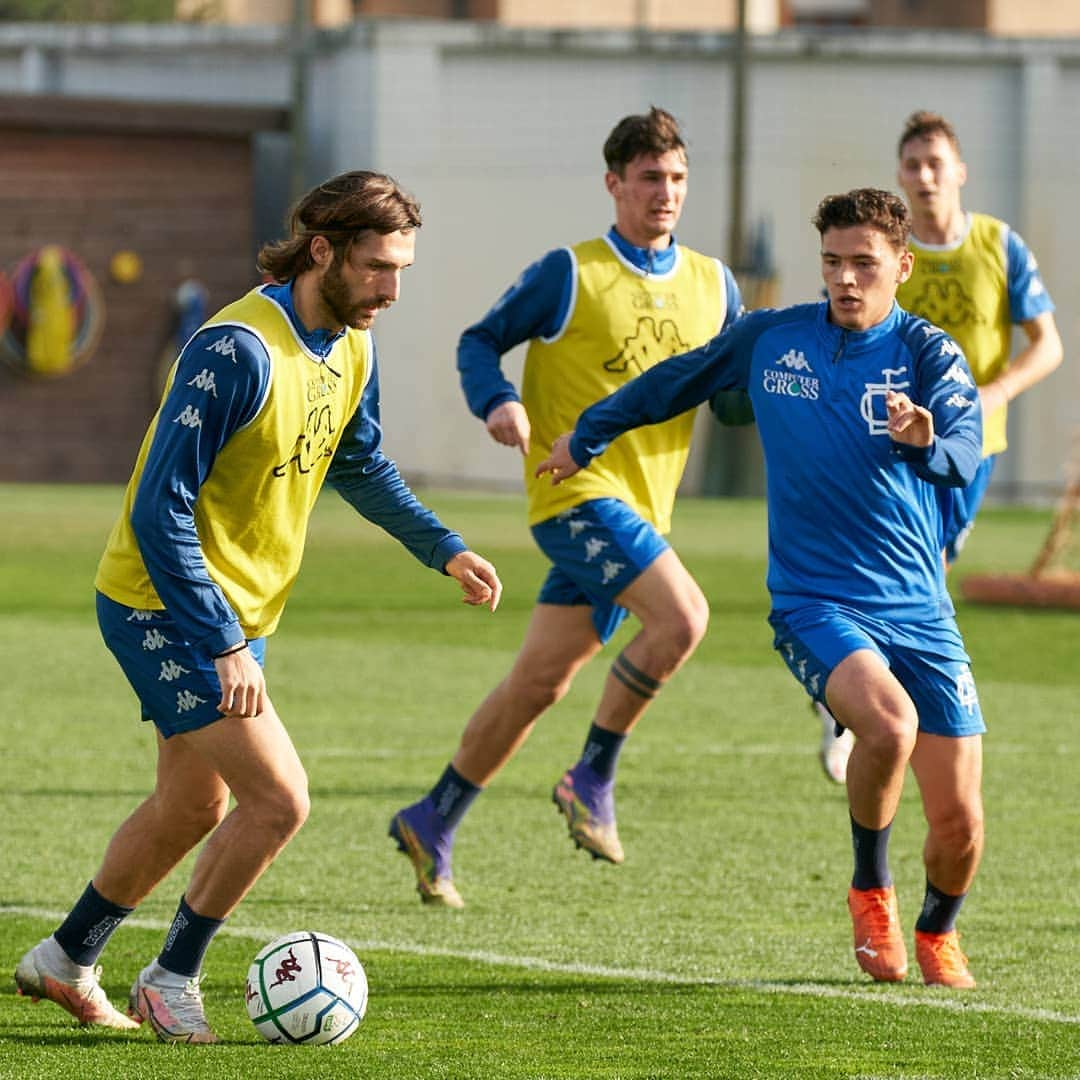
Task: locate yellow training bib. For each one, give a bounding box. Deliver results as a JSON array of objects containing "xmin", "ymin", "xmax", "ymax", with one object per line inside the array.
[
  {"xmin": 523, "ymin": 238, "xmax": 726, "ymax": 532},
  {"xmin": 95, "ymin": 286, "xmax": 372, "ymax": 639}
]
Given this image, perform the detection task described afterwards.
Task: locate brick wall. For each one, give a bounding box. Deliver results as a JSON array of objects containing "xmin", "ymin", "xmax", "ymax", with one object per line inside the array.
[{"xmin": 0, "ymin": 99, "xmax": 286, "ymax": 483}]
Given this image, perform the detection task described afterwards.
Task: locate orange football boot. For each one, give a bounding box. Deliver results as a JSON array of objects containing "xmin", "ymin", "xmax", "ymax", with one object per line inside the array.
[{"xmin": 847, "ymin": 886, "xmax": 908, "ymax": 982}]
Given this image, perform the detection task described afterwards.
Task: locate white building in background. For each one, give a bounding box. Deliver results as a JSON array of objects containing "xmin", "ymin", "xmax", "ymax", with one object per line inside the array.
[{"xmin": 1, "ymin": 20, "xmax": 1076, "ymax": 499}]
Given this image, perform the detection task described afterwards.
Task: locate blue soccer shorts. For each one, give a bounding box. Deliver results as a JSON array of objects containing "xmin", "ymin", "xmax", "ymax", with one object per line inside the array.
[
  {"xmin": 530, "ymin": 498, "xmax": 669, "ymax": 644},
  {"xmin": 768, "ymin": 601, "xmax": 985, "ymax": 737},
  {"xmin": 96, "ymin": 591, "xmax": 266, "ymax": 739},
  {"xmin": 938, "ymin": 455, "xmax": 996, "ymax": 564}
]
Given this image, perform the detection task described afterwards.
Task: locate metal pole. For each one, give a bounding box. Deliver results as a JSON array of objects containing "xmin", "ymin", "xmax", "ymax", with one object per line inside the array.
[
  {"xmin": 728, "ymin": 0, "xmax": 748, "ymax": 268},
  {"xmin": 289, "ymin": 0, "xmax": 311, "ymax": 203}
]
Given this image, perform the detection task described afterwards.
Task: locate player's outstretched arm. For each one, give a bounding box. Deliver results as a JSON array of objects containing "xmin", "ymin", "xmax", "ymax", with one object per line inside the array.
[
  {"xmin": 444, "ymin": 551, "xmax": 502, "ymax": 612},
  {"xmin": 535, "ymin": 433, "xmax": 582, "ymax": 486}
]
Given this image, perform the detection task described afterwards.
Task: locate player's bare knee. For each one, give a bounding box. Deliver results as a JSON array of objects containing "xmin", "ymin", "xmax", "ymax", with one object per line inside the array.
[
  {"xmin": 684, "ymin": 593, "xmax": 710, "ymax": 651},
  {"xmin": 929, "ymin": 802, "xmax": 984, "ymax": 854},
  {"xmin": 512, "ymin": 669, "xmax": 569, "ymax": 715},
  {"xmin": 859, "ymin": 709, "xmax": 917, "ymax": 762},
  {"xmin": 651, "ymin": 604, "xmax": 708, "ymax": 667},
  {"xmin": 180, "ymin": 795, "xmax": 230, "ymax": 843},
  {"xmin": 250, "ymin": 778, "xmax": 310, "ymax": 840}
]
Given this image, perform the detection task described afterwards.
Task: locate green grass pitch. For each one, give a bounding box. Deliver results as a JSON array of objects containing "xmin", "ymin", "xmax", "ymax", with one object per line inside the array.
[{"xmin": 0, "ymin": 483, "xmax": 1078, "ymax": 1079}]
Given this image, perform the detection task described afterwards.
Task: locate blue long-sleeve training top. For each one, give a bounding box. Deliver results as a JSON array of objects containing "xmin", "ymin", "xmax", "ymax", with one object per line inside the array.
[
  {"xmin": 457, "ymin": 226, "xmax": 744, "ymax": 420},
  {"xmin": 128, "ymin": 280, "xmax": 466, "ymax": 652},
  {"xmin": 568, "ymin": 301, "xmax": 983, "ymax": 622}
]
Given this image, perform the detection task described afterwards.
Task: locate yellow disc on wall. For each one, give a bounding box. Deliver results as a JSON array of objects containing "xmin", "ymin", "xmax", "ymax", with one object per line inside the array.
[{"xmin": 110, "ymin": 250, "xmax": 143, "ymax": 284}]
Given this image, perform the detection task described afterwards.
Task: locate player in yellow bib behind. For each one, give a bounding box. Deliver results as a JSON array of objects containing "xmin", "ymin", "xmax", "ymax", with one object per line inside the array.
[{"xmin": 390, "ymin": 107, "xmax": 743, "ymax": 908}]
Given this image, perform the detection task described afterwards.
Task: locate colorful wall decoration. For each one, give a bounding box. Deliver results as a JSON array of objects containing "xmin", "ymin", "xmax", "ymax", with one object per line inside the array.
[{"xmin": 1, "ymin": 246, "xmax": 105, "ymax": 379}]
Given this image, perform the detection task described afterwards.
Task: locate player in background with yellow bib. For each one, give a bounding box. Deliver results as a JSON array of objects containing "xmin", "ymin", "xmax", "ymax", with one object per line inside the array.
[
  {"xmin": 16, "ymin": 172, "xmax": 501, "ymax": 1041},
  {"xmin": 390, "ymin": 108, "xmax": 743, "ymax": 908},
  {"xmin": 814, "ymin": 111, "xmax": 1063, "ymax": 787}
]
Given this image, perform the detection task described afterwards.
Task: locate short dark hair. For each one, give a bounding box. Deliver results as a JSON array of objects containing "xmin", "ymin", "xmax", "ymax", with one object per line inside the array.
[
  {"xmin": 257, "ymin": 170, "xmax": 422, "ymax": 283},
  {"xmin": 603, "ymin": 106, "xmax": 687, "ymax": 176},
  {"xmin": 897, "ymin": 110, "xmax": 961, "ymax": 158},
  {"xmin": 812, "ymin": 188, "xmax": 911, "ymax": 251}
]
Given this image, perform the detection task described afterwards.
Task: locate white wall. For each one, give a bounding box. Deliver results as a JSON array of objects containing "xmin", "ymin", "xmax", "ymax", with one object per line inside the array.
[{"xmin": 1, "ymin": 22, "xmax": 1077, "ymax": 500}]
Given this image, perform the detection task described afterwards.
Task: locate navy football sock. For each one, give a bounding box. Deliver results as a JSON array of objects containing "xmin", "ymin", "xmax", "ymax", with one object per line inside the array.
[
  {"xmin": 579, "ymin": 723, "xmax": 627, "ymax": 782},
  {"xmin": 53, "ymin": 881, "xmax": 134, "ymax": 967},
  {"xmin": 850, "ymin": 815, "xmax": 893, "ymax": 890},
  {"xmin": 429, "ymin": 764, "xmax": 481, "ymax": 832},
  {"xmin": 915, "ymin": 880, "xmax": 967, "ymax": 934},
  {"xmin": 158, "ymin": 895, "xmax": 224, "ymax": 979}
]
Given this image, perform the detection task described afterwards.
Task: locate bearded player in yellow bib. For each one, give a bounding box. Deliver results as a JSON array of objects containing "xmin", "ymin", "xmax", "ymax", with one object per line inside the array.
[
  {"xmin": 389, "ymin": 108, "xmax": 743, "ymax": 908},
  {"xmin": 15, "ymin": 172, "xmax": 501, "ymax": 1040}
]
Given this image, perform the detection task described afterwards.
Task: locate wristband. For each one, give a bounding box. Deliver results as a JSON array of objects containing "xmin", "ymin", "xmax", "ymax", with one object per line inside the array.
[{"xmin": 213, "ymin": 641, "xmax": 248, "ymax": 659}]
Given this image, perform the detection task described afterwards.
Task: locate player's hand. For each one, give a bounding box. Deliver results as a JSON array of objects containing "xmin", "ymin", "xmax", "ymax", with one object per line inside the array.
[
  {"xmin": 485, "ymin": 401, "xmax": 531, "ymax": 455},
  {"xmin": 214, "ymin": 645, "xmax": 268, "ymax": 718},
  {"xmin": 885, "ymin": 390, "xmax": 933, "ymax": 448},
  {"xmin": 535, "ymin": 433, "xmax": 580, "ymax": 485},
  {"xmin": 445, "ymin": 551, "xmax": 502, "ymax": 612}
]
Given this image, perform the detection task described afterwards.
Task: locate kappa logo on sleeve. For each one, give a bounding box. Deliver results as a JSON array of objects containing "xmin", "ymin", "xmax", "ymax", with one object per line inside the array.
[
  {"xmin": 187, "ymin": 368, "xmax": 219, "ymax": 397},
  {"xmin": 173, "ymin": 405, "xmax": 203, "ymax": 429},
  {"xmin": 942, "ymin": 362, "xmax": 974, "ymax": 387},
  {"xmin": 206, "ymin": 334, "xmax": 238, "ymax": 362}
]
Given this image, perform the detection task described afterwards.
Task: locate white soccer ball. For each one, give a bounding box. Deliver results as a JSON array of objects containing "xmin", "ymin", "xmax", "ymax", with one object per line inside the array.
[{"xmin": 245, "ymin": 931, "xmax": 368, "ymax": 1045}]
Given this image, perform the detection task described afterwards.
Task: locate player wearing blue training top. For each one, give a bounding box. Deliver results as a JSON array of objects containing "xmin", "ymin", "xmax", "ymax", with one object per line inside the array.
[
  {"xmin": 539, "ymin": 189, "xmax": 986, "ymax": 989},
  {"xmin": 389, "ymin": 107, "xmax": 742, "ymax": 908},
  {"xmin": 15, "ymin": 171, "xmax": 501, "ymax": 1041},
  {"xmin": 815, "ymin": 111, "xmax": 1063, "ymax": 786}
]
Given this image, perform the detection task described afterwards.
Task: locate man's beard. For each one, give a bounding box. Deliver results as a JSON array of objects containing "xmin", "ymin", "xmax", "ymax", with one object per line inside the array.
[{"xmin": 319, "ymin": 260, "xmax": 387, "ymax": 329}]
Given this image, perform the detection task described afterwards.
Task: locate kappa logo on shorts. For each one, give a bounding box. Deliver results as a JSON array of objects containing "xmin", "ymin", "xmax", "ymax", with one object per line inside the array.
[
  {"xmin": 583, "ymin": 537, "xmax": 609, "ymax": 562},
  {"xmin": 600, "ymin": 559, "xmax": 625, "ymax": 585},
  {"xmin": 142, "ymin": 629, "xmax": 174, "ymax": 652},
  {"xmin": 176, "ymin": 689, "xmax": 208, "ymax": 714},
  {"xmin": 126, "ymin": 609, "xmax": 157, "ymax": 622},
  {"xmin": 158, "ymin": 659, "xmax": 191, "ymax": 683},
  {"xmin": 567, "ymin": 518, "xmax": 595, "ymax": 539}
]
